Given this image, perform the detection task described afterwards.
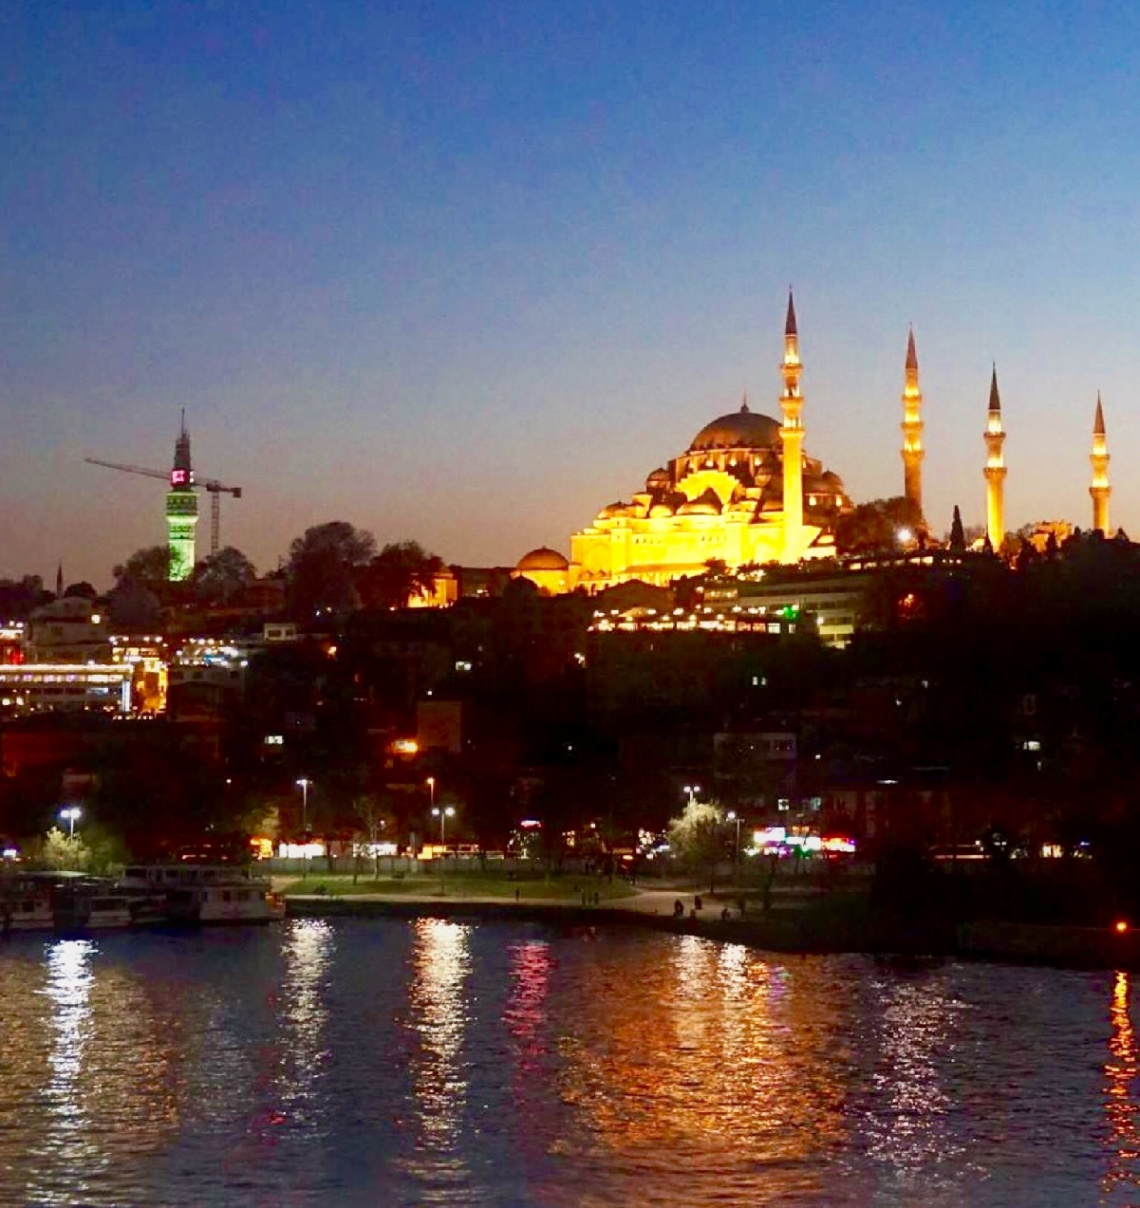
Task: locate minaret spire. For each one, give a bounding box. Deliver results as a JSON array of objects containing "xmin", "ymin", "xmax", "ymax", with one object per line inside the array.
[
  {"xmin": 1090, "ymin": 393, "xmax": 1111, "ymax": 535},
  {"xmin": 779, "ymin": 290, "xmax": 805, "ymax": 563},
  {"xmin": 984, "ymin": 365, "xmax": 1007, "ymax": 552},
  {"xmin": 901, "ymin": 327, "xmax": 924, "ymax": 523}
]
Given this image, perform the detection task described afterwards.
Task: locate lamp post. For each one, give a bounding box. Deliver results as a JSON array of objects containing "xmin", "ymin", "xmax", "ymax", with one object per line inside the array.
[
  {"xmin": 683, "ymin": 784, "xmax": 701, "ymax": 807},
  {"xmin": 726, "ymin": 810, "xmax": 743, "ymax": 886},
  {"xmin": 427, "ymin": 776, "xmax": 436, "ymax": 812},
  {"xmin": 59, "ymin": 807, "xmax": 81, "ymax": 839},
  {"xmin": 431, "ymin": 804, "xmax": 455, "ymax": 895},
  {"xmin": 432, "ymin": 804, "xmax": 455, "ymax": 848},
  {"xmin": 295, "ymin": 778, "xmax": 311, "ymax": 834}
]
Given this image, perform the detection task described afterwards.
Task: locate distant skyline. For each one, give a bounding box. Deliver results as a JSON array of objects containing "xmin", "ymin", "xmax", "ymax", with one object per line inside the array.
[{"xmin": 4, "ymin": 1, "xmax": 1140, "ymax": 588}]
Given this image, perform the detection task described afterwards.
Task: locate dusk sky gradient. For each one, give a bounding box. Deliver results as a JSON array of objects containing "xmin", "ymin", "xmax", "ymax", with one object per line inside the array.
[{"xmin": 3, "ymin": 1, "xmax": 1140, "ymax": 588}]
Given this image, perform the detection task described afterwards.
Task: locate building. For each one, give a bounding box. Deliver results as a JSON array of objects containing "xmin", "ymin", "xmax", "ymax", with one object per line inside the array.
[{"xmin": 568, "ymin": 295, "xmax": 852, "ymax": 590}]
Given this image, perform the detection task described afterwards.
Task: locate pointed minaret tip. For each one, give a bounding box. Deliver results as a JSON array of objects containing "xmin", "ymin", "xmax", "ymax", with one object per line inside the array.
[
  {"xmin": 785, "ymin": 289, "xmax": 797, "ymax": 337},
  {"xmin": 906, "ymin": 327, "xmax": 917, "ymax": 371},
  {"xmin": 740, "ymin": 391, "xmax": 750, "ymax": 414},
  {"xmin": 989, "ymin": 364, "xmax": 1001, "ymax": 412},
  {"xmin": 1095, "ymin": 393, "xmax": 1106, "ymax": 435}
]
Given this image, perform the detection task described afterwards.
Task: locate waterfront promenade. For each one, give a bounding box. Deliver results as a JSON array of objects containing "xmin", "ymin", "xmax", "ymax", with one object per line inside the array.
[{"xmin": 276, "ymin": 874, "xmax": 1140, "ymax": 970}]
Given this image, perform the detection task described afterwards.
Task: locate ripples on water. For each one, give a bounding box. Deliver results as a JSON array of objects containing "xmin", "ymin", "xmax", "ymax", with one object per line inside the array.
[{"xmin": 0, "ymin": 921, "xmax": 1136, "ymax": 1207}]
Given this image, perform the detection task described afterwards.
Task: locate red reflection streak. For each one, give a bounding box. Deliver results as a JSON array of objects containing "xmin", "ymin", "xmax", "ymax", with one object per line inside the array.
[
  {"xmin": 505, "ymin": 941, "xmax": 553, "ymax": 1161},
  {"xmin": 1103, "ymin": 971, "xmax": 1140, "ymax": 1195}
]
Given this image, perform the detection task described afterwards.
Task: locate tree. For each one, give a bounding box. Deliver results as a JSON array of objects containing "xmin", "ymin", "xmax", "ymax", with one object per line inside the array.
[
  {"xmin": 359, "ymin": 541, "xmax": 445, "ymax": 610},
  {"xmin": 113, "ymin": 545, "xmax": 172, "ymax": 587},
  {"xmin": 108, "ymin": 579, "xmax": 161, "ymax": 631},
  {"xmin": 0, "ymin": 575, "xmax": 53, "ymax": 619},
  {"xmin": 352, "ymin": 795, "xmax": 387, "ymax": 881},
  {"xmin": 287, "ymin": 522, "xmax": 376, "ymax": 620},
  {"xmin": 835, "ymin": 497, "xmax": 922, "ymax": 554},
  {"xmin": 189, "ymin": 546, "xmax": 257, "ymax": 605},
  {"xmin": 668, "ymin": 798, "xmax": 727, "ymax": 892},
  {"xmin": 38, "ymin": 826, "xmax": 91, "ymax": 871},
  {"xmin": 64, "ymin": 581, "xmax": 98, "ymax": 600}
]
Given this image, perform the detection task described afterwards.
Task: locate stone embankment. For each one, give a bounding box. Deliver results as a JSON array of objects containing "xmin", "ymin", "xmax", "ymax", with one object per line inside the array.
[{"xmin": 286, "ymin": 892, "xmax": 1140, "ymax": 970}]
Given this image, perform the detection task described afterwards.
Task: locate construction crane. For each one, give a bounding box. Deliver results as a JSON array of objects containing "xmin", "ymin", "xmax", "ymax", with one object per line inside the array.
[{"xmin": 85, "ymin": 457, "xmax": 243, "ymax": 556}]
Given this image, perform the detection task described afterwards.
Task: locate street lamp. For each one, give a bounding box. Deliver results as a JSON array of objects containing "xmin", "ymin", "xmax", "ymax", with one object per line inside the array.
[
  {"xmin": 683, "ymin": 784, "xmax": 701, "ymax": 807},
  {"xmin": 427, "ymin": 777, "xmax": 436, "ymax": 812},
  {"xmin": 295, "ymin": 778, "xmax": 311, "ymax": 834},
  {"xmin": 431, "ymin": 804, "xmax": 456, "ymax": 895},
  {"xmin": 431, "ymin": 804, "xmax": 456, "ymax": 848},
  {"xmin": 59, "ymin": 807, "xmax": 81, "ymax": 838},
  {"xmin": 726, "ymin": 810, "xmax": 743, "ymax": 885}
]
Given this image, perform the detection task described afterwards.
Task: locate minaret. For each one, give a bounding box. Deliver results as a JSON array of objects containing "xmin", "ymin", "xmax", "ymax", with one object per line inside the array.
[
  {"xmin": 984, "ymin": 366, "xmax": 1007, "ymax": 552},
  {"xmin": 166, "ymin": 412, "xmax": 199, "ymax": 581},
  {"xmin": 1090, "ymin": 394, "xmax": 1111, "ymax": 535},
  {"xmin": 901, "ymin": 328, "xmax": 924, "ymax": 522},
  {"xmin": 780, "ymin": 290, "xmax": 805, "ymax": 563}
]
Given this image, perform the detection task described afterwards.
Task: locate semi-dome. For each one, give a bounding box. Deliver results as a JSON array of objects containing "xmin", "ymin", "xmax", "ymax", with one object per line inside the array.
[
  {"xmin": 516, "ymin": 546, "xmax": 569, "ymax": 572},
  {"xmin": 688, "ymin": 402, "xmax": 782, "ymax": 453}
]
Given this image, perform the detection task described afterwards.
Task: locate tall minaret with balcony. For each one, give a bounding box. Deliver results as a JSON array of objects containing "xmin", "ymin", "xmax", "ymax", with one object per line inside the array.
[
  {"xmin": 780, "ymin": 291, "xmax": 805, "ymax": 563},
  {"xmin": 901, "ymin": 328, "xmax": 924, "ymax": 523},
  {"xmin": 1090, "ymin": 394, "xmax": 1111, "ymax": 535},
  {"xmin": 984, "ymin": 366, "xmax": 1007, "ymax": 551}
]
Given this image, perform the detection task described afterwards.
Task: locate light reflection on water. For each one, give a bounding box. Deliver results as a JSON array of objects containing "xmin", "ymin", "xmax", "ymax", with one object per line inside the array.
[
  {"xmin": 401, "ymin": 918, "xmax": 474, "ymax": 1198},
  {"xmin": 1103, "ymin": 970, "xmax": 1140, "ymax": 1198},
  {"xmin": 0, "ymin": 921, "xmax": 1133, "ymax": 1207}
]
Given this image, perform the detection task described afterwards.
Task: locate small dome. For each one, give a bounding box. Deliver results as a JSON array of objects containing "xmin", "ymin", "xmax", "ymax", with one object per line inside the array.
[
  {"xmin": 516, "ymin": 546, "xmax": 569, "ymax": 573},
  {"xmin": 688, "ymin": 402, "xmax": 782, "ymax": 453}
]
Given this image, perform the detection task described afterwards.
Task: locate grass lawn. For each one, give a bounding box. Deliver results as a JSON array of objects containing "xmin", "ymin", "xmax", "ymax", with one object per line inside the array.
[{"xmin": 278, "ymin": 871, "xmax": 640, "ymax": 902}]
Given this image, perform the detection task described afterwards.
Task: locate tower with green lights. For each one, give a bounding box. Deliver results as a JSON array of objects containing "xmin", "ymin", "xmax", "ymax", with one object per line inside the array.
[{"xmin": 166, "ymin": 418, "xmax": 198, "ymax": 580}]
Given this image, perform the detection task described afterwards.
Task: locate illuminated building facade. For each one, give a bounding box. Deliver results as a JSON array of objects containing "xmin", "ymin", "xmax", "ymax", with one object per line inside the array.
[
  {"xmin": 569, "ymin": 295, "xmax": 851, "ymax": 590},
  {"xmin": 167, "ymin": 419, "xmax": 199, "ymax": 581},
  {"xmin": 0, "ymin": 664, "xmax": 133, "ymax": 714}
]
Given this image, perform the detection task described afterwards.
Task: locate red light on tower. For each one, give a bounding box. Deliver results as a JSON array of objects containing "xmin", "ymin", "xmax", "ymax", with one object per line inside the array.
[{"xmin": 1115, "ymin": 920, "xmax": 1129, "ymax": 934}]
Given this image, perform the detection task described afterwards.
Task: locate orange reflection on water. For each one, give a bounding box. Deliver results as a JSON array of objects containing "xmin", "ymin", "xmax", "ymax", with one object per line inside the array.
[
  {"xmin": 551, "ymin": 935, "xmax": 848, "ymax": 1205},
  {"xmin": 1103, "ymin": 970, "xmax": 1140, "ymax": 1196}
]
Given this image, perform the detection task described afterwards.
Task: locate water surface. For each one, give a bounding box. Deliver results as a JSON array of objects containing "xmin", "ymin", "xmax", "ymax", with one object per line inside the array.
[{"xmin": 0, "ymin": 919, "xmax": 1136, "ymax": 1206}]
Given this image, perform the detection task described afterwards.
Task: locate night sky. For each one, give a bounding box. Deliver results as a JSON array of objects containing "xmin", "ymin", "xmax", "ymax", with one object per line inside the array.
[{"xmin": 4, "ymin": 1, "xmax": 1139, "ymax": 588}]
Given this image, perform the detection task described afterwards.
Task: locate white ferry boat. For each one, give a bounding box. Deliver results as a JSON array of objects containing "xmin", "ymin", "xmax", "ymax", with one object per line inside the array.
[
  {"xmin": 53, "ymin": 886, "xmax": 133, "ymax": 933},
  {"xmin": 121, "ymin": 864, "xmax": 285, "ymax": 925},
  {"xmin": 1, "ymin": 892, "xmax": 54, "ymax": 932}
]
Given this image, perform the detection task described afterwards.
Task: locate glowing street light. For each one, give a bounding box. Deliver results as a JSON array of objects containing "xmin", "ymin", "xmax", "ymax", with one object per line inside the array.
[
  {"xmin": 295, "ymin": 778, "xmax": 312, "ymax": 833},
  {"xmin": 59, "ymin": 807, "xmax": 81, "ymax": 838},
  {"xmin": 683, "ymin": 784, "xmax": 701, "ymax": 806},
  {"xmin": 431, "ymin": 804, "xmax": 456, "ymax": 848}
]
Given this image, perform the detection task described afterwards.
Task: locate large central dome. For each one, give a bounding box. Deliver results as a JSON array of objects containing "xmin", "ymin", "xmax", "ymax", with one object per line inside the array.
[{"xmin": 688, "ymin": 402, "xmax": 782, "ymax": 452}]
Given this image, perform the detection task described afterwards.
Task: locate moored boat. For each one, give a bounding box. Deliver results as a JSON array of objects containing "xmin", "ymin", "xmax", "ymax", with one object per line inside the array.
[
  {"xmin": 53, "ymin": 885, "xmax": 133, "ymax": 934},
  {"xmin": 165, "ymin": 882, "xmax": 286, "ymax": 924},
  {"xmin": 121, "ymin": 864, "xmax": 285, "ymax": 925},
  {"xmin": 1, "ymin": 892, "xmax": 54, "ymax": 933}
]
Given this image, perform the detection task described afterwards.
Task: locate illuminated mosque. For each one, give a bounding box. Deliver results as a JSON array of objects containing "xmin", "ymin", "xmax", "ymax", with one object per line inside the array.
[{"xmin": 511, "ymin": 293, "xmax": 1115, "ymax": 594}]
